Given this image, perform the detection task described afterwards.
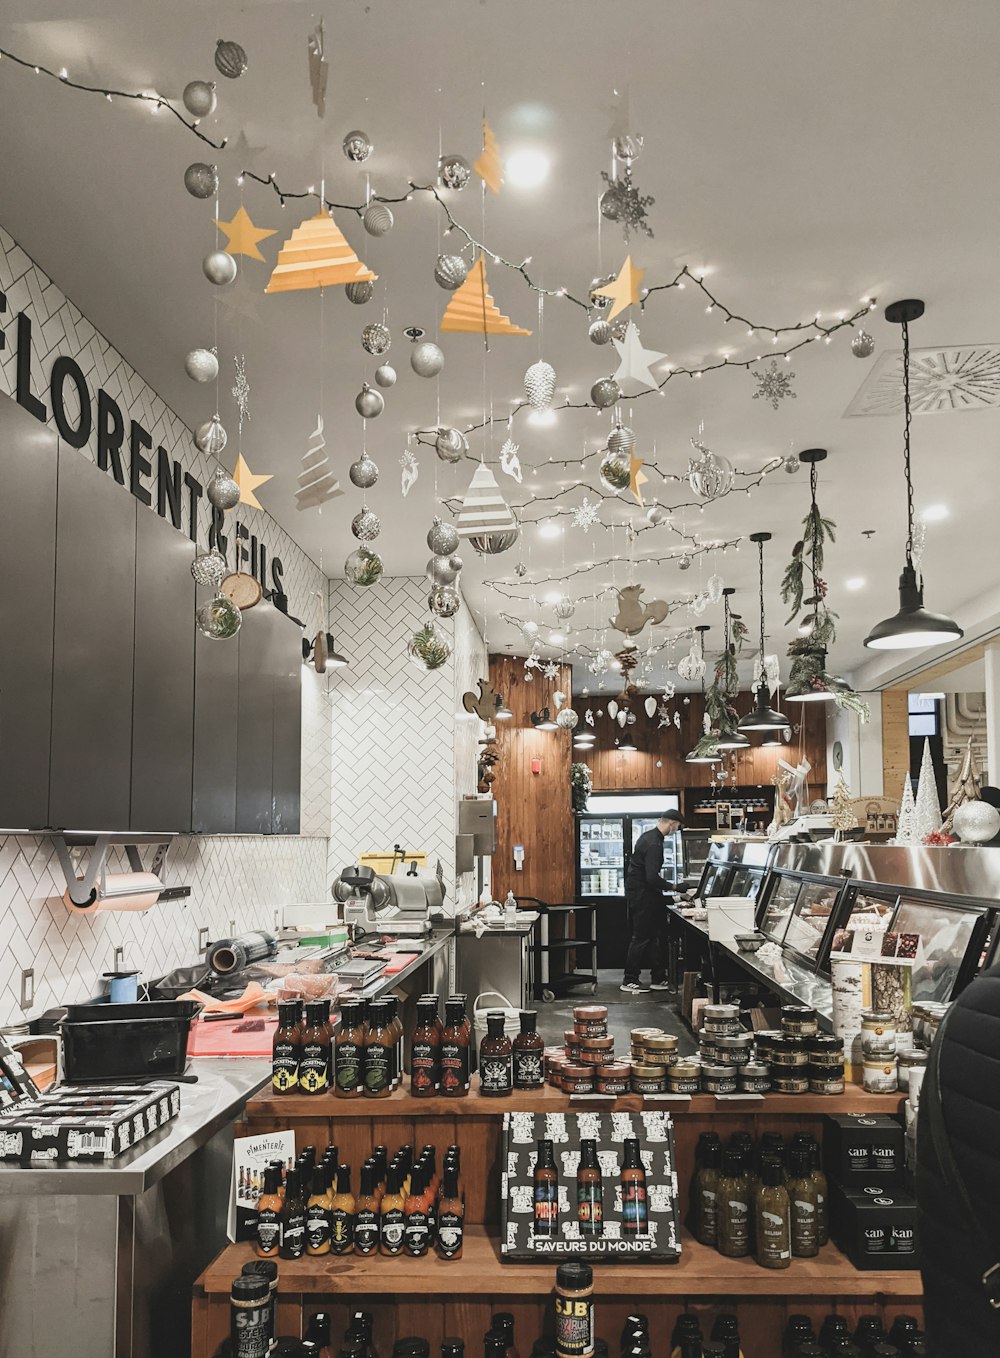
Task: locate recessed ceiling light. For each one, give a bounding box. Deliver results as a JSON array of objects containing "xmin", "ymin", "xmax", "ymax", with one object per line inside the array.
[
  {"xmin": 920, "ymin": 504, "xmax": 949, "ymax": 522},
  {"xmin": 505, "ymin": 148, "xmax": 550, "ymax": 188},
  {"xmin": 528, "ymin": 409, "xmax": 557, "ymax": 427},
  {"xmin": 845, "ymin": 577, "xmax": 866, "ymax": 591},
  {"xmin": 537, "ymin": 520, "xmax": 562, "ymax": 538}
]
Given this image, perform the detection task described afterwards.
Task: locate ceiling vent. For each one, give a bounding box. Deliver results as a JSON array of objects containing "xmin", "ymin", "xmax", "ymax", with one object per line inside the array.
[{"xmin": 845, "ymin": 344, "xmax": 1000, "ymax": 416}]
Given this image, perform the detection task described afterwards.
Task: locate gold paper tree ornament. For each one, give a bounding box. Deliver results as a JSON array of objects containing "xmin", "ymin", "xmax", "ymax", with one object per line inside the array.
[
  {"xmin": 213, "ymin": 205, "xmax": 277, "ymax": 261},
  {"xmin": 474, "ymin": 119, "xmax": 503, "ymax": 193},
  {"xmin": 594, "ymin": 255, "xmax": 646, "ymax": 321},
  {"xmin": 265, "ymin": 211, "xmax": 377, "ymax": 293},
  {"xmin": 440, "ymin": 257, "xmax": 531, "ymax": 336}
]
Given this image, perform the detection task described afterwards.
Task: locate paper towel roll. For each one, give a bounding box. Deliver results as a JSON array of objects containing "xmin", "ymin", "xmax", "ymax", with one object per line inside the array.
[{"xmin": 63, "ymin": 872, "xmax": 163, "ymax": 913}]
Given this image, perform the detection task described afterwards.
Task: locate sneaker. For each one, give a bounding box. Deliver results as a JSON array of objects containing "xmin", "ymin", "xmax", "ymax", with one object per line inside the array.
[
  {"xmin": 620, "ymin": 981, "xmax": 650, "ymax": 994},
  {"xmin": 650, "ymin": 981, "xmax": 673, "ymax": 991}
]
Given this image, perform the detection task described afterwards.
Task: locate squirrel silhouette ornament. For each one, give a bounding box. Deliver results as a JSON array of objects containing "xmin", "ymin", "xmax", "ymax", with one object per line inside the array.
[
  {"xmin": 462, "ymin": 680, "xmax": 502, "ymax": 721},
  {"xmin": 609, "ymin": 584, "xmax": 669, "ymax": 637}
]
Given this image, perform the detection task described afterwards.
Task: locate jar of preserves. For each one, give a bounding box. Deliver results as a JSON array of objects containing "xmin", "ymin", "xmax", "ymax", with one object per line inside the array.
[
  {"xmin": 863, "ymin": 1056, "xmax": 898, "ymax": 1094},
  {"xmin": 667, "ymin": 1060, "xmax": 701, "ymax": 1095},
  {"xmin": 715, "ymin": 1034, "xmax": 753, "ymax": 1067},
  {"xmin": 701, "ymin": 1063, "xmax": 738, "ymax": 1095},
  {"xmin": 738, "ymin": 1062, "xmax": 772, "ymax": 1094},
  {"xmin": 781, "ymin": 1005, "xmax": 818, "ymax": 1038},
  {"xmin": 861, "ymin": 1009, "xmax": 897, "ymax": 1056},
  {"xmin": 703, "ymin": 1003, "xmax": 741, "ymax": 1036},
  {"xmin": 561, "ymin": 1063, "xmax": 595, "ymax": 1095},
  {"xmin": 594, "ymin": 1063, "xmax": 630, "ymax": 1096},
  {"xmin": 630, "ymin": 1062, "xmax": 667, "ymax": 1095},
  {"xmin": 897, "ymin": 1048, "xmax": 928, "ymax": 1092},
  {"xmin": 772, "ymin": 1072, "xmax": 809, "ymax": 1095}
]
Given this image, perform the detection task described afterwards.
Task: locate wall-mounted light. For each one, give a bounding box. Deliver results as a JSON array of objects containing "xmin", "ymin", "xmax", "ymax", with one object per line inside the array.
[
  {"xmin": 530, "ymin": 707, "xmax": 558, "ymax": 731},
  {"xmin": 302, "ymin": 631, "xmax": 349, "ymax": 673}
]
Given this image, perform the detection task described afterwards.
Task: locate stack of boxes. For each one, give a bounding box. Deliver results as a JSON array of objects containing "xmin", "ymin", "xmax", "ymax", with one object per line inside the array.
[{"xmin": 824, "ymin": 1112, "xmax": 917, "ymax": 1270}]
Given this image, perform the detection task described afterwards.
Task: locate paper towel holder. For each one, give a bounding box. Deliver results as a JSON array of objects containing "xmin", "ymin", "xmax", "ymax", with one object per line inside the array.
[{"xmin": 52, "ymin": 834, "xmax": 184, "ymax": 908}]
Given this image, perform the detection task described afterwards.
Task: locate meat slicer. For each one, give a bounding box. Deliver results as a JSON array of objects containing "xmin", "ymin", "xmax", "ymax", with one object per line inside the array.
[{"xmin": 332, "ymin": 861, "xmax": 445, "ymax": 936}]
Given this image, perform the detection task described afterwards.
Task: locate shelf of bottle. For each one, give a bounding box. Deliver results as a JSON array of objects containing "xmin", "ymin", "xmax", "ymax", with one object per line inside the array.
[
  {"xmin": 195, "ymin": 1227, "xmax": 921, "ymax": 1298},
  {"xmin": 247, "ymin": 1085, "xmax": 906, "ymax": 1121}
]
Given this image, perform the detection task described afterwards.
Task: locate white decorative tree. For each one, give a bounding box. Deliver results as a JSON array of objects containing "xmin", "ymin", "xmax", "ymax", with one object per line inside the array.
[
  {"xmin": 830, "ymin": 772, "xmax": 856, "ymax": 838},
  {"xmin": 895, "ymin": 775, "xmax": 918, "ymax": 845},
  {"xmin": 914, "ymin": 738, "xmax": 943, "ymax": 842}
]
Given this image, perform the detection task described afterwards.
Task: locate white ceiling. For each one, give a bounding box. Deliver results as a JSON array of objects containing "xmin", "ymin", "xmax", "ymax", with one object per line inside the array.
[{"xmin": 2, "ymin": 1, "xmax": 1000, "ymax": 694}]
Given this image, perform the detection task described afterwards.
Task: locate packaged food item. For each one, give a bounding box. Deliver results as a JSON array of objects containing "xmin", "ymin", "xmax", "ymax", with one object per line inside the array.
[{"xmin": 701, "ymin": 1063, "xmax": 737, "ymax": 1095}]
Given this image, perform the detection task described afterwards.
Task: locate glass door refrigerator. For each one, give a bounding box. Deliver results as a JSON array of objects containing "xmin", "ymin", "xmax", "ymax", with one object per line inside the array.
[{"xmin": 577, "ymin": 792, "xmax": 682, "ymax": 967}]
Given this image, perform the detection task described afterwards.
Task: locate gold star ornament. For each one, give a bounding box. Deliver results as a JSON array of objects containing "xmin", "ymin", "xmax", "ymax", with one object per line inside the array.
[
  {"xmin": 595, "ymin": 255, "xmax": 646, "ymax": 321},
  {"xmin": 629, "ymin": 452, "xmax": 648, "ymax": 506},
  {"xmin": 232, "ymin": 453, "xmax": 273, "ymax": 509},
  {"xmin": 213, "ymin": 206, "xmax": 277, "ymax": 262}
]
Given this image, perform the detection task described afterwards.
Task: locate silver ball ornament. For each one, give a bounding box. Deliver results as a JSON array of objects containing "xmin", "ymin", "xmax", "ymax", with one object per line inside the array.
[
  {"xmin": 554, "ymin": 596, "xmax": 576, "ymax": 621},
  {"xmin": 194, "ymin": 417, "xmax": 228, "ymax": 456},
  {"xmin": 589, "ymin": 320, "xmax": 613, "ymax": 346},
  {"xmin": 351, "ymin": 505, "xmax": 381, "ymax": 542},
  {"xmin": 427, "ymin": 517, "xmax": 460, "ymax": 555},
  {"xmin": 196, "ymin": 594, "xmax": 242, "ymax": 640},
  {"xmin": 646, "ymin": 504, "xmax": 666, "ymax": 526},
  {"xmin": 599, "ymin": 187, "xmax": 624, "ymax": 222},
  {"xmin": 355, "ymin": 383, "xmax": 384, "ymax": 419},
  {"xmin": 589, "ymin": 275, "xmax": 615, "ymax": 309},
  {"xmin": 783, "ymin": 454, "xmax": 801, "ymax": 474},
  {"xmin": 182, "ymin": 81, "xmax": 217, "ymax": 117},
  {"xmin": 191, "ymin": 549, "xmax": 227, "ymax": 588},
  {"xmin": 614, "ymin": 132, "xmax": 643, "ymax": 162},
  {"xmin": 427, "ymin": 555, "xmax": 460, "ymax": 586},
  {"xmin": 361, "ymin": 322, "xmax": 391, "ymax": 356},
  {"xmin": 343, "ymin": 130, "xmax": 373, "ymax": 163},
  {"xmin": 411, "ymin": 341, "xmax": 445, "ymax": 379},
  {"xmin": 435, "ymin": 427, "xmax": 468, "ymax": 463},
  {"xmin": 214, "ymin": 39, "xmax": 248, "ymax": 79},
  {"xmin": 607, "ymin": 423, "xmax": 635, "ymax": 455},
  {"xmin": 591, "ymin": 377, "xmax": 622, "ymax": 409},
  {"xmin": 206, "ymin": 464, "xmax": 240, "ymax": 509},
  {"xmin": 438, "ymin": 154, "xmax": 472, "ymax": 191},
  {"xmin": 346, "ymin": 280, "xmax": 375, "ymax": 305},
  {"xmin": 434, "ymin": 254, "xmax": 469, "ymax": 291},
  {"xmin": 349, "ymin": 453, "xmax": 380, "ymax": 489},
  {"xmin": 185, "ymin": 162, "xmax": 219, "ymax": 199},
  {"xmin": 344, "ymin": 547, "xmax": 384, "ymax": 587},
  {"xmin": 556, "ymin": 708, "xmax": 579, "ymax": 730},
  {"xmin": 851, "ymin": 329, "xmax": 876, "ymax": 359},
  {"xmin": 185, "ymin": 347, "xmax": 219, "ymax": 383},
  {"xmin": 515, "ymin": 561, "xmax": 528, "ymax": 578},
  {"xmin": 374, "ymin": 364, "xmax": 396, "ymax": 389},
  {"xmin": 599, "ymin": 449, "xmax": 631, "ymax": 493},
  {"xmin": 428, "ymin": 585, "xmax": 461, "ymax": 619},
  {"xmin": 362, "ymin": 203, "xmax": 394, "ymax": 237},
  {"xmin": 953, "ymin": 800, "xmax": 1000, "ymax": 843},
  {"xmin": 203, "ymin": 250, "xmax": 237, "ymax": 286},
  {"xmin": 678, "ymin": 553, "xmax": 693, "ymax": 571}
]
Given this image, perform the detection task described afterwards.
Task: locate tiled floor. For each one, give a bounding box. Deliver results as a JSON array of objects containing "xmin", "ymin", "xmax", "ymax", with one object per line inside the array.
[{"xmin": 535, "ymin": 968, "xmax": 697, "ymax": 1055}]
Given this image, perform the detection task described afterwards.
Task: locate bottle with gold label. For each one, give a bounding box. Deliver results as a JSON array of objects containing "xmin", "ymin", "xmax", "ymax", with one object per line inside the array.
[
  {"xmin": 305, "ymin": 1165, "xmax": 331, "ymax": 1256},
  {"xmin": 329, "ymin": 1163, "xmax": 355, "ymax": 1254},
  {"xmin": 271, "ymin": 1001, "xmax": 301, "ymax": 1093},
  {"xmin": 299, "ymin": 1002, "xmax": 330, "ymax": 1095}
]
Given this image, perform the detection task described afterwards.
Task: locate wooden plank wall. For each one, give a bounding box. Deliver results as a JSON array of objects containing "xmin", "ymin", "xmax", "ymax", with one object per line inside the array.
[
  {"xmin": 881, "ymin": 689, "xmax": 911, "ymax": 800},
  {"xmin": 488, "ymin": 656, "xmax": 576, "ymax": 904}
]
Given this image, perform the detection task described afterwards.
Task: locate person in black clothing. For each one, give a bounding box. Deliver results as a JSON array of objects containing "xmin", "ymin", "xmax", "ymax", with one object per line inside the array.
[
  {"xmin": 620, "ymin": 811, "xmax": 682, "ymax": 994},
  {"xmin": 917, "ymin": 962, "xmax": 1000, "ymax": 1353}
]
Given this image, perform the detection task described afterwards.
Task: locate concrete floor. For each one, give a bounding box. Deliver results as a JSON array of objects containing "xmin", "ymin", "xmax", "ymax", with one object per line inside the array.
[{"xmin": 534, "ymin": 968, "xmax": 697, "ymax": 1055}]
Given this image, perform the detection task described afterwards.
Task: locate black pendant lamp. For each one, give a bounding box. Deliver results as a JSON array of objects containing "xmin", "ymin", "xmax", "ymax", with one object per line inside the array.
[
  {"xmin": 738, "ymin": 531, "xmax": 787, "ymax": 732},
  {"xmin": 685, "ymin": 625, "xmax": 722, "ymax": 764},
  {"xmin": 714, "ymin": 589, "xmax": 751, "ymax": 751},
  {"xmin": 864, "ymin": 300, "xmax": 963, "ymax": 650}
]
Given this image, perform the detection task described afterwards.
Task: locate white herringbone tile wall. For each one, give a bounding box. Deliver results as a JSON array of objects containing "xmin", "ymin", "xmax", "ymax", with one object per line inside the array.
[
  {"xmin": 453, "ymin": 602, "xmax": 489, "ymax": 905},
  {"xmin": 0, "ymin": 225, "xmax": 330, "ymax": 1025}
]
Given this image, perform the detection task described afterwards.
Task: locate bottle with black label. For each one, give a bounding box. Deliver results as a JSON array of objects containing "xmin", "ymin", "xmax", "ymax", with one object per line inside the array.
[
  {"xmin": 479, "ymin": 1013, "xmax": 513, "ymax": 1097},
  {"xmin": 437, "ymin": 1159, "xmax": 464, "ymax": 1259},
  {"xmin": 576, "ymin": 1138, "xmax": 603, "ymax": 1237},
  {"xmin": 305, "ymin": 1165, "xmax": 332, "ymax": 1256},
  {"xmin": 533, "ymin": 1138, "xmax": 559, "ymax": 1237},
  {"xmin": 272, "ymin": 1001, "xmax": 301, "ymax": 1093},
  {"xmin": 513, "ymin": 1010, "xmax": 545, "ymax": 1089},
  {"xmin": 364, "ymin": 1001, "xmax": 393, "ymax": 1098},
  {"xmin": 230, "ymin": 1273, "xmax": 271, "ymax": 1358},
  {"xmin": 404, "ymin": 1162, "xmax": 431, "ymax": 1256},
  {"xmin": 330, "ymin": 1164, "xmax": 355, "ymax": 1254},
  {"xmin": 379, "ymin": 1162, "xmax": 406, "ymax": 1256},
  {"xmin": 620, "ymin": 1139, "xmax": 648, "ymax": 1237},
  {"xmin": 280, "ymin": 1166, "xmax": 307, "ymax": 1260},
  {"xmin": 709, "ymin": 1314, "xmax": 743, "ymax": 1358},
  {"xmin": 354, "ymin": 1162, "xmax": 380, "ymax": 1256},
  {"xmin": 254, "ymin": 1167, "xmax": 283, "ymax": 1258},
  {"xmin": 694, "ymin": 1136, "xmax": 722, "ymax": 1246},
  {"xmin": 299, "ymin": 1002, "xmax": 331, "ymax": 1095},
  {"xmin": 410, "ymin": 998, "xmax": 441, "ymax": 1096},
  {"xmin": 440, "ymin": 998, "xmax": 471, "ymax": 1097}
]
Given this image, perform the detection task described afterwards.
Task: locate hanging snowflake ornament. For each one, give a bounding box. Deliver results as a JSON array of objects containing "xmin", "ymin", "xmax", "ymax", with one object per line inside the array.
[
  {"xmin": 598, "ymin": 168, "xmax": 654, "ymax": 240},
  {"xmin": 524, "ymin": 360, "xmax": 556, "ymax": 411},
  {"xmin": 752, "ymin": 359, "xmax": 797, "ymax": 410},
  {"xmin": 543, "ymin": 661, "xmax": 560, "ymax": 681},
  {"xmin": 400, "ymin": 447, "xmax": 419, "ymax": 497},
  {"xmin": 572, "ymin": 497, "xmax": 601, "ymax": 533},
  {"xmin": 499, "ymin": 438, "xmax": 523, "ymax": 483},
  {"xmin": 232, "ymin": 354, "xmax": 250, "ymax": 433}
]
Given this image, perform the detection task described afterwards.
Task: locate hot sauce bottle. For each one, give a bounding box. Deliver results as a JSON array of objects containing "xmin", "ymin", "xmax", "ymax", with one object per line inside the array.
[
  {"xmin": 279, "ymin": 1167, "xmax": 307, "ymax": 1259},
  {"xmin": 533, "ymin": 1138, "xmax": 559, "ymax": 1237},
  {"xmin": 299, "ymin": 1002, "xmax": 331, "ymax": 1095},
  {"xmin": 620, "ymin": 1138, "xmax": 649, "ymax": 1237},
  {"xmin": 305, "ymin": 1166, "xmax": 331, "ymax": 1256},
  {"xmin": 334, "ymin": 1001, "xmax": 365, "ymax": 1098},
  {"xmin": 329, "ymin": 1164, "xmax": 355, "ymax": 1254},
  {"xmin": 479, "ymin": 1012, "xmax": 513, "ymax": 1097},
  {"xmin": 254, "ymin": 1167, "xmax": 283, "ymax": 1258},
  {"xmin": 410, "ymin": 998, "xmax": 441, "ymax": 1096},
  {"xmin": 379, "ymin": 1163, "xmax": 406, "ymax": 1256},
  {"xmin": 513, "ymin": 1010, "xmax": 545, "ymax": 1090},
  {"xmin": 404, "ymin": 1162, "xmax": 432, "ymax": 1257},
  {"xmin": 354, "ymin": 1162, "xmax": 380, "ymax": 1256},
  {"xmin": 437, "ymin": 1157, "xmax": 465, "ymax": 1259},
  {"xmin": 440, "ymin": 998, "xmax": 470, "ymax": 1097},
  {"xmin": 271, "ymin": 1001, "xmax": 301, "ymax": 1094},
  {"xmin": 576, "ymin": 1138, "xmax": 603, "ymax": 1237},
  {"xmin": 363, "ymin": 1001, "xmax": 393, "ymax": 1099}
]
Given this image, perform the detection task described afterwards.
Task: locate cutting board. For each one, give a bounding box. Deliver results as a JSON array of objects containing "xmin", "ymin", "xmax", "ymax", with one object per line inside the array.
[{"xmin": 187, "ymin": 1015, "xmax": 277, "ymax": 1058}]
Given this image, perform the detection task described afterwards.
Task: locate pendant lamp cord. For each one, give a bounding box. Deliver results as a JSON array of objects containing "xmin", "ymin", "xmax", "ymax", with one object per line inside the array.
[
  {"xmin": 757, "ymin": 538, "xmax": 767, "ymax": 691},
  {"xmin": 809, "ymin": 459, "xmax": 821, "ymax": 601},
  {"xmin": 902, "ymin": 316, "xmax": 915, "ymax": 567}
]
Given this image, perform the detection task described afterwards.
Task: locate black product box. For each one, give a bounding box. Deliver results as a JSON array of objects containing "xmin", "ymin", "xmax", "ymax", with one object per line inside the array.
[
  {"xmin": 823, "ymin": 1112, "xmax": 903, "ymax": 1186},
  {"xmin": 501, "ymin": 1110, "xmax": 681, "ymax": 1262},
  {"xmin": 830, "ymin": 1181, "xmax": 919, "ymax": 1271},
  {"xmin": 0, "ymin": 1081, "xmax": 180, "ymax": 1163}
]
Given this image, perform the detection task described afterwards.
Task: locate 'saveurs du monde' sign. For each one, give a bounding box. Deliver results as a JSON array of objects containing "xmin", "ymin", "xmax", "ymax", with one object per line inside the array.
[{"xmin": 0, "ymin": 290, "xmax": 290, "ymax": 611}]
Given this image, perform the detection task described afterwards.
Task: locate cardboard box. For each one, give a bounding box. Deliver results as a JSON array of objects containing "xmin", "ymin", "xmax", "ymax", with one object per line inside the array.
[
  {"xmin": 831, "ymin": 1181, "xmax": 918, "ymax": 1271},
  {"xmin": 0, "ymin": 1081, "xmax": 180, "ymax": 1162},
  {"xmin": 823, "ymin": 1112, "xmax": 903, "ymax": 1186}
]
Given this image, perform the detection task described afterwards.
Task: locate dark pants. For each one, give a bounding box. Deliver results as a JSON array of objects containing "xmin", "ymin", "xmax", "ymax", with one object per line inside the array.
[{"xmin": 624, "ymin": 890, "xmax": 666, "ymax": 984}]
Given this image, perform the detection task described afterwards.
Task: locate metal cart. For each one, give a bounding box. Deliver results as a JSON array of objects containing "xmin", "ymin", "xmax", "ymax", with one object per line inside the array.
[{"xmin": 517, "ymin": 897, "xmax": 599, "ymax": 1002}]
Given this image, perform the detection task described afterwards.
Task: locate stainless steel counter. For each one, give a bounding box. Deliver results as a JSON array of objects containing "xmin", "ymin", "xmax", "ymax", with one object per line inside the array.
[
  {"xmin": 354, "ymin": 924, "xmax": 455, "ymax": 1000},
  {"xmin": 0, "ymin": 1057, "xmax": 269, "ymax": 1197}
]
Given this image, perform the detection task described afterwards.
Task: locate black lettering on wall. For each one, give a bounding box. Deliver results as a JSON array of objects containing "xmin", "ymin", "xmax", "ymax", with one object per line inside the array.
[
  {"xmin": 258, "ymin": 541, "xmax": 268, "ymax": 595},
  {"xmin": 270, "ymin": 557, "xmax": 286, "ymax": 610},
  {"xmin": 15, "ymin": 313, "xmax": 47, "ymax": 422},
  {"xmin": 183, "ymin": 471, "xmax": 203, "ymax": 543},
  {"xmin": 209, "ymin": 506, "xmax": 228, "ymax": 557},
  {"xmin": 96, "ymin": 389, "xmax": 126, "ymax": 485},
  {"xmin": 129, "ymin": 420, "xmax": 153, "ymax": 506},
  {"xmin": 235, "ymin": 522, "xmax": 250, "ymax": 570},
  {"xmin": 157, "ymin": 447, "xmax": 182, "ymax": 528},
  {"xmin": 249, "ymin": 534, "xmax": 259, "ymax": 578},
  {"xmin": 50, "ymin": 355, "xmax": 92, "ymax": 448},
  {"xmin": 0, "ymin": 288, "xmax": 7, "ymax": 349}
]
